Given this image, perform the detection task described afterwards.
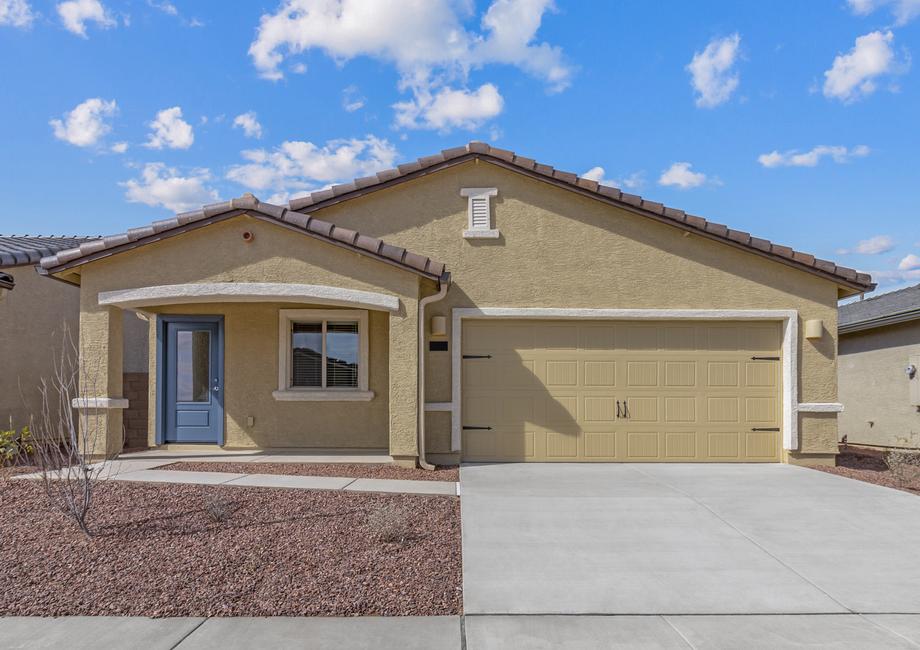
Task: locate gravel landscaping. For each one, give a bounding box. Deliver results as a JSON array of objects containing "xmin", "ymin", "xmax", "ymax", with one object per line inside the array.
[
  {"xmin": 158, "ymin": 461, "xmax": 459, "ymax": 482},
  {"xmin": 0, "ymin": 481, "xmax": 461, "ymax": 617},
  {"xmin": 812, "ymin": 446, "xmax": 920, "ymax": 495}
]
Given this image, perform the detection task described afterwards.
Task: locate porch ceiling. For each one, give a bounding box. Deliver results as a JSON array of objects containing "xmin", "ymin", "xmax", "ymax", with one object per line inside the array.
[{"xmin": 98, "ymin": 282, "xmax": 401, "ymax": 312}]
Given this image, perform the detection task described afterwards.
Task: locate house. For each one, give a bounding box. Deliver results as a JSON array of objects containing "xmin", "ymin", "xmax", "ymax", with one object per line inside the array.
[
  {"xmin": 839, "ymin": 283, "xmax": 920, "ymax": 449},
  {"xmin": 0, "ymin": 236, "xmax": 149, "ymax": 445},
  {"xmin": 37, "ymin": 143, "xmax": 874, "ymax": 466}
]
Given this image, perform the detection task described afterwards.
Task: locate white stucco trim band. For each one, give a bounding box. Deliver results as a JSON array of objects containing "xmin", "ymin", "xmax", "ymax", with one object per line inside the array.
[
  {"xmin": 72, "ymin": 397, "xmax": 129, "ymax": 409},
  {"xmin": 450, "ymin": 308, "xmax": 800, "ymax": 453},
  {"xmin": 797, "ymin": 402, "xmax": 844, "ymax": 413},
  {"xmin": 98, "ymin": 283, "xmax": 401, "ymax": 313}
]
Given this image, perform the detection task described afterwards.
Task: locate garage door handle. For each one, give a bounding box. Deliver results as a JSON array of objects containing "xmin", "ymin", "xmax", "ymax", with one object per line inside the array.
[
  {"xmin": 463, "ymin": 354, "xmax": 492, "ymax": 359},
  {"xmin": 463, "ymin": 426, "xmax": 492, "ymax": 430},
  {"xmin": 751, "ymin": 427, "xmax": 780, "ymax": 432}
]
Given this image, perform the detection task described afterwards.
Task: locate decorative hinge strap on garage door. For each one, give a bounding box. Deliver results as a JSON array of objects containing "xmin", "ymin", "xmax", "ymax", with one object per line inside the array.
[
  {"xmin": 750, "ymin": 356, "xmax": 780, "ymax": 361},
  {"xmin": 463, "ymin": 426, "xmax": 493, "ymax": 430},
  {"xmin": 751, "ymin": 427, "xmax": 780, "ymax": 432},
  {"xmin": 462, "ymin": 354, "xmax": 492, "ymax": 359}
]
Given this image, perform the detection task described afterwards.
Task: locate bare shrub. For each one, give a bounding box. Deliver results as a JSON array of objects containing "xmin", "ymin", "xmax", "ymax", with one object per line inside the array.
[
  {"xmin": 203, "ymin": 492, "xmax": 236, "ymax": 523},
  {"xmin": 29, "ymin": 324, "xmax": 122, "ymax": 537},
  {"xmin": 885, "ymin": 449, "xmax": 920, "ymax": 490},
  {"xmin": 367, "ymin": 503, "xmax": 411, "ymax": 544}
]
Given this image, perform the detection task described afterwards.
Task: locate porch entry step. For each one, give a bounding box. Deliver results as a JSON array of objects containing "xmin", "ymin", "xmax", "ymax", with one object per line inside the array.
[{"xmin": 118, "ymin": 447, "xmax": 394, "ymax": 464}]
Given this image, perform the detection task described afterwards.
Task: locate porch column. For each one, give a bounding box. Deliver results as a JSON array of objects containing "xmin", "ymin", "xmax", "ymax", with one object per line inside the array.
[
  {"xmin": 389, "ymin": 300, "xmax": 419, "ymax": 466},
  {"xmin": 76, "ymin": 303, "xmax": 126, "ymax": 458}
]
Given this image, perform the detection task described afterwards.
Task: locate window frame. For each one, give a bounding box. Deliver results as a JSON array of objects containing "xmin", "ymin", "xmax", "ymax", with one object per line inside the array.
[
  {"xmin": 274, "ymin": 309, "xmax": 373, "ymax": 401},
  {"xmin": 461, "ymin": 187, "xmax": 500, "ymax": 239}
]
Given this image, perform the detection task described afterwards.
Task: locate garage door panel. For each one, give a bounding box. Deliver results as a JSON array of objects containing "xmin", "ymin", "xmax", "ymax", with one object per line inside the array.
[
  {"xmin": 664, "ymin": 361, "xmax": 696, "ymax": 387},
  {"xmin": 627, "ymin": 361, "xmax": 659, "ymax": 386},
  {"xmin": 462, "ymin": 320, "xmax": 781, "ymax": 462}
]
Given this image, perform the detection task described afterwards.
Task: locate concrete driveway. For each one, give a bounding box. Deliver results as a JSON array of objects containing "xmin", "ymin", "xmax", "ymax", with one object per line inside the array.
[{"xmin": 460, "ymin": 463, "xmax": 920, "ymax": 616}]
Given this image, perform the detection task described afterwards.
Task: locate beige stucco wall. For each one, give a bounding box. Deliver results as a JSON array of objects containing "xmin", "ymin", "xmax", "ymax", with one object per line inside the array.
[
  {"xmin": 839, "ymin": 321, "xmax": 920, "ymax": 448},
  {"xmin": 71, "ymin": 215, "xmax": 421, "ymax": 455},
  {"xmin": 0, "ymin": 265, "xmax": 80, "ymax": 430},
  {"xmin": 311, "ymin": 160, "xmax": 841, "ymax": 461}
]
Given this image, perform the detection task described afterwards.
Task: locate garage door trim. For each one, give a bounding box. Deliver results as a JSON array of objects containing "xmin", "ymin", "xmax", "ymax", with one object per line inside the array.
[{"xmin": 450, "ymin": 308, "xmax": 799, "ymax": 453}]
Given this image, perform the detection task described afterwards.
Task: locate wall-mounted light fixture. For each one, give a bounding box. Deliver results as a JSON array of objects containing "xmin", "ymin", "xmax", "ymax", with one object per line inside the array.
[
  {"xmin": 430, "ymin": 315, "xmax": 447, "ymax": 337},
  {"xmin": 804, "ymin": 319, "xmax": 824, "ymax": 339}
]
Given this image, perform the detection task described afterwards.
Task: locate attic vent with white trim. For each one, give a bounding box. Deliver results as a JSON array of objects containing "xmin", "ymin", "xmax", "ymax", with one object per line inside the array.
[{"xmin": 461, "ymin": 188, "xmax": 499, "ymax": 239}]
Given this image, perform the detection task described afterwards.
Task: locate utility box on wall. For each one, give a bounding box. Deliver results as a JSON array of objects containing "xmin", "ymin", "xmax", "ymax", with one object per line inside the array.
[{"xmin": 911, "ymin": 354, "xmax": 920, "ymax": 406}]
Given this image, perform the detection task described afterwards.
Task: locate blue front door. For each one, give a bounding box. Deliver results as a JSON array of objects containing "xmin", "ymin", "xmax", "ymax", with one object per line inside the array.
[{"xmin": 164, "ymin": 319, "xmax": 223, "ymax": 443}]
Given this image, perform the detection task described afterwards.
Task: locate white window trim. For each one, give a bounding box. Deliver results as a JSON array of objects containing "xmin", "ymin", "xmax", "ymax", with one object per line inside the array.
[
  {"xmin": 461, "ymin": 187, "xmax": 500, "ymax": 239},
  {"xmin": 274, "ymin": 308, "xmax": 373, "ymax": 402},
  {"xmin": 449, "ymin": 308, "xmax": 801, "ymax": 454}
]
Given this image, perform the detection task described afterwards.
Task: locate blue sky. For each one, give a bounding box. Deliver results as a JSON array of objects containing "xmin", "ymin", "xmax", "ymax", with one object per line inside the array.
[{"xmin": 1, "ymin": 0, "xmax": 918, "ymax": 295}]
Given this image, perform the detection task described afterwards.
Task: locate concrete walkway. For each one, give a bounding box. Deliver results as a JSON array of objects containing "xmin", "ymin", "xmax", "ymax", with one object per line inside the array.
[
  {"xmin": 15, "ymin": 459, "xmax": 458, "ymax": 496},
  {"xmin": 4, "ymin": 614, "xmax": 920, "ymax": 649},
  {"xmin": 460, "ymin": 463, "xmax": 920, "ymax": 615}
]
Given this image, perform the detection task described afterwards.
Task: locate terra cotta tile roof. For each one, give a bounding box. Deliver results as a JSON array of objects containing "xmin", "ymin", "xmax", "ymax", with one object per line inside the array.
[
  {"xmin": 287, "ymin": 141, "xmax": 874, "ymax": 293},
  {"xmin": 39, "ymin": 195, "xmax": 448, "ymax": 283}
]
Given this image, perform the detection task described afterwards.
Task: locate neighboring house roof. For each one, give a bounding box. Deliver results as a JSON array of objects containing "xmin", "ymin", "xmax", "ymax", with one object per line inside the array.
[
  {"xmin": 0, "ymin": 270, "xmax": 13, "ymax": 291},
  {"xmin": 0, "ymin": 235, "xmax": 99, "ymax": 267},
  {"xmin": 288, "ymin": 142, "xmax": 874, "ymax": 295},
  {"xmin": 39, "ymin": 194, "xmax": 449, "ymax": 284},
  {"xmin": 839, "ymin": 283, "xmax": 920, "ymax": 334}
]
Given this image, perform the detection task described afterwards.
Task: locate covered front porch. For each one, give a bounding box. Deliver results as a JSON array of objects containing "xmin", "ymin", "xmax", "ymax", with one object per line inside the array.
[{"xmin": 39, "ymin": 196, "xmax": 450, "ymax": 467}]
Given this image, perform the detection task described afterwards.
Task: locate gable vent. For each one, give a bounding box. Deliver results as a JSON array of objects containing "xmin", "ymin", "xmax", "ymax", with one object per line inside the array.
[{"xmin": 461, "ymin": 187, "xmax": 499, "ymax": 239}]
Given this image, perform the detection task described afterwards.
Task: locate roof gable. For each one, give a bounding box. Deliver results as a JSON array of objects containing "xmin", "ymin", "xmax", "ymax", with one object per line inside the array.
[
  {"xmin": 288, "ymin": 142, "xmax": 873, "ymax": 295},
  {"xmin": 39, "ymin": 195, "xmax": 448, "ymax": 284}
]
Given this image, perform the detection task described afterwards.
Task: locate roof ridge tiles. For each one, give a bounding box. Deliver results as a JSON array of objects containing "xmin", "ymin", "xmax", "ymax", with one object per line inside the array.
[{"xmin": 280, "ymin": 141, "xmax": 872, "ymax": 292}]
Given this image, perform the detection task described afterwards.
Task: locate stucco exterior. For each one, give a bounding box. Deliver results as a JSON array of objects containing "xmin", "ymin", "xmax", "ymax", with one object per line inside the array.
[
  {"xmin": 70, "ymin": 215, "xmax": 422, "ymax": 459},
  {"xmin": 0, "ymin": 265, "xmax": 81, "ymax": 430},
  {"xmin": 49, "ymin": 156, "xmax": 852, "ymax": 465},
  {"xmin": 839, "ymin": 320, "xmax": 920, "ymax": 448},
  {"xmin": 311, "ymin": 160, "xmax": 841, "ymax": 463}
]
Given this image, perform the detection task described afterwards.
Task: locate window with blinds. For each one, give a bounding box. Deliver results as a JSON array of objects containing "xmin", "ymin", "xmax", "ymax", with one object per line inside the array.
[{"xmin": 291, "ymin": 320, "xmax": 359, "ymax": 389}]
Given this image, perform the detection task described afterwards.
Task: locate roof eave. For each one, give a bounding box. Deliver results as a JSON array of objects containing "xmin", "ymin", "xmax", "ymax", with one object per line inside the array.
[
  {"xmin": 840, "ymin": 308, "xmax": 920, "ymax": 334},
  {"xmin": 291, "ymin": 150, "xmax": 874, "ymax": 294}
]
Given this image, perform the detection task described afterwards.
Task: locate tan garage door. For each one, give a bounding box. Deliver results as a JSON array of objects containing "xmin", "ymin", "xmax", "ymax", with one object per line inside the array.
[{"xmin": 461, "ymin": 320, "xmax": 782, "ymax": 462}]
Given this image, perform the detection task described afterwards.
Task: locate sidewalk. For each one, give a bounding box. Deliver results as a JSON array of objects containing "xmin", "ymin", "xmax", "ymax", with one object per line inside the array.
[
  {"xmin": 14, "ymin": 459, "xmax": 458, "ymax": 497},
  {"xmin": 4, "ymin": 615, "xmax": 920, "ymax": 649}
]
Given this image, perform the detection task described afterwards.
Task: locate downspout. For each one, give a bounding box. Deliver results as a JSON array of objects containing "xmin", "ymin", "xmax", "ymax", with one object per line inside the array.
[{"xmin": 417, "ymin": 273, "xmax": 451, "ymax": 470}]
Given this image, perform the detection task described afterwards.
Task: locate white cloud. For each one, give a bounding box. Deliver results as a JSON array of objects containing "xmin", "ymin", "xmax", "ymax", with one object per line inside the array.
[
  {"xmin": 232, "ymin": 111, "xmax": 263, "ymax": 139},
  {"xmin": 847, "ymin": 0, "xmax": 920, "ymax": 25},
  {"xmin": 121, "ymin": 163, "xmax": 218, "ymax": 213},
  {"xmin": 147, "ymin": 0, "xmax": 176, "ymax": 15},
  {"xmin": 226, "ymin": 135, "xmax": 398, "ymax": 197},
  {"xmin": 837, "ymin": 235, "xmax": 895, "ymax": 255},
  {"xmin": 758, "ymin": 144, "xmax": 870, "ymax": 168},
  {"xmin": 145, "ymin": 106, "xmax": 194, "ymax": 149},
  {"xmin": 867, "ymin": 268, "xmax": 920, "ymax": 285},
  {"xmin": 582, "ymin": 166, "xmax": 644, "ymax": 190},
  {"xmin": 49, "ymin": 97, "xmax": 117, "ymax": 147},
  {"xmin": 342, "ymin": 85, "xmax": 365, "ymax": 112},
  {"xmin": 247, "ymin": 0, "xmax": 570, "ymax": 130},
  {"xmin": 57, "ymin": 0, "xmax": 115, "ymax": 37},
  {"xmin": 658, "ymin": 162, "xmax": 708, "ymax": 189},
  {"xmin": 823, "ymin": 31, "xmax": 900, "ymax": 102},
  {"xmin": 898, "ymin": 253, "xmax": 920, "ymax": 270},
  {"xmin": 110, "ymin": 141, "xmax": 128, "ymax": 153},
  {"xmin": 394, "ymin": 83, "xmax": 504, "ymax": 131},
  {"xmin": 0, "ymin": 0, "xmax": 34, "ymax": 28},
  {"xmin": 686, "ymin": 33, "xmax": 741, "ymax": 108}
]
